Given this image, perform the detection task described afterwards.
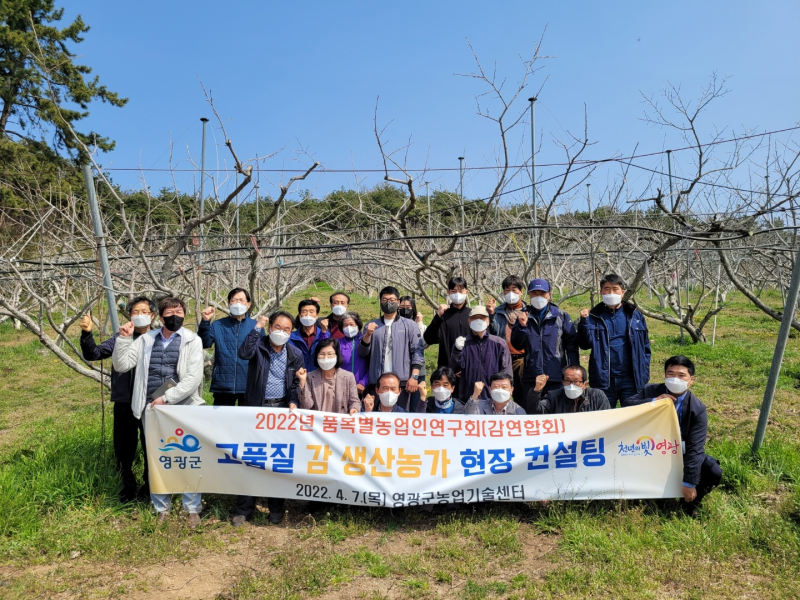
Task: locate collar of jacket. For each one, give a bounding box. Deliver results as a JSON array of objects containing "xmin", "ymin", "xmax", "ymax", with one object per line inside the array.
[
  {"xmin": 589, "ymin": 301, "xmax": 636, "ymax": 318},
  {"xmin": 495, "ymin": 301, "xmax": 527, "ymax": 316},
  {"xmin": 528, "ymin": 303, "xmax": 558, "ymax": 321},
  {"xmin": 223, "ymin": 314, "xmax": 254, "ymax": 326},
  {"xmin": 290, "ymin": 326, "xmax": 322, "ymax": 342},
  {"xmin": 149, "ymin": 326, "xmax": 196, "ymax": 344}
]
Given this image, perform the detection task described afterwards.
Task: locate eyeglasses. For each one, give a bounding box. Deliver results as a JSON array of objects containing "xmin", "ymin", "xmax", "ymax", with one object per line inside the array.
[
  {"xmin": 318, "ymin": 353, "xmax": 337, "ymax": 359},
  {"xmin": 563, "ymin": 379, "xmax": 584, "ymax": 386}
]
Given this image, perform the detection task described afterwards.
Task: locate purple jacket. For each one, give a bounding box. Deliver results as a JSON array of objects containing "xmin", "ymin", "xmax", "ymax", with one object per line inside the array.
[
  {"xmin": 449, "ymin": 332, "xmax": 513, "ymax": 403},
  {"xmin": 339, "ymin": 334, "xmax": 370, "ymax": 387}
]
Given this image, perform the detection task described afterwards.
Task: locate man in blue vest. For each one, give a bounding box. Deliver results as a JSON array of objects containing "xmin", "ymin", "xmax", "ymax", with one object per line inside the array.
[
  {"xmin": 577, "ymin": 273, "xmax": 651, "ymax": 407},
  {"xmin": 198, "ymin": 287, "xmax": 258, "ymax": 406}
]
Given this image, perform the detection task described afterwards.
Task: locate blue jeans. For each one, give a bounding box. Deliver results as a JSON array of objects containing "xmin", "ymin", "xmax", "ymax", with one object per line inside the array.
[
  {"xmin": 598, "ymin": 375, "xmax": 639, "ymax": 408},
  {"xmin": 151, "ymin": 492, "xmax": 202, "ymax": 514}
]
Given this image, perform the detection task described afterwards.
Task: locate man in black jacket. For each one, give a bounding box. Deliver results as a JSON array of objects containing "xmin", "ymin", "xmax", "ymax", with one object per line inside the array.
[
  {"xmin": 423, "ymin": 276, "xmax": 471, "ymax": 369},
  {"xmin": 79, "ymin": 296, "xmax": 155, "ymax": 503},
  {"xmin": 236, "ymin": 310, "xmax": 303, "ymax": 525},
  {"xmin": 623, "ymin": 355, "xmax": 722, "ymax": 515},
  {"xmin": 528, "ymin": 365, "xmax": 610, "ymax": 414}
]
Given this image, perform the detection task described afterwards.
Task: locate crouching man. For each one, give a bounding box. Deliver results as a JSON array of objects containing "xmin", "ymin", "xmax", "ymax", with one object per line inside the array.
[{"xmin": 623, "ymin": 355, "xmax": 722, "ymax": 515}]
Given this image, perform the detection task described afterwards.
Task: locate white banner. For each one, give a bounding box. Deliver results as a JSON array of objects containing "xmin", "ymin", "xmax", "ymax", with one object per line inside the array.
[{"xmin": 144, "ymin": 399, "xmax": 684, "ymax": 507}]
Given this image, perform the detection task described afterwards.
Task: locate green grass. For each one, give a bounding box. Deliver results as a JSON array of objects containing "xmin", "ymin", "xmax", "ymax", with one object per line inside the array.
[{"xmin": 0, "ymin": 285, "xmax": 799, "ymax": 598}]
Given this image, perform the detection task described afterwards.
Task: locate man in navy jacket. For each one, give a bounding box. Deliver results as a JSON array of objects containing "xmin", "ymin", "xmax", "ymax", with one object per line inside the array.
[
  {"xmin": 577, "ymin": 273, "xmax": 651, "ymax": 407},
  {"xmin": 510, "ymin": 279, "xmax": 579, "ymax": 412},
  {"xmin": 623, "ymin": 355, "xmax": 722, "ymax": 515},
  {"xmin": 236, "ymin": 310, "xmax": 303, "ymax": 526},
  {"xmin": 198, "ymin": 287, "xmax": 258, "ymax": 406},
  {"xmin": 79, "ymin": 296, "xmax": 154, "ymax": 503}
]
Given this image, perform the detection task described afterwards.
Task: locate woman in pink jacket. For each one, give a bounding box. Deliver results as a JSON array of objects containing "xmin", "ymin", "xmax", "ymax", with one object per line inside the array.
[{"xmin": 297, "ymin": 339, "xmax": 361, "ymax": 414}]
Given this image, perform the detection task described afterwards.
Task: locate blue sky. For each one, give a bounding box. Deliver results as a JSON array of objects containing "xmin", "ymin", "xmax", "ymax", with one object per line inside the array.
[{"xmin": 63, "ymin": 1, "xmax": 799, "ymax": 206}]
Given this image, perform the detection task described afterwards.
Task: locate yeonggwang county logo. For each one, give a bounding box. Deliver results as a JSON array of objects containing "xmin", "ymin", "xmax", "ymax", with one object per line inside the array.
[{"xmin": 159, "ymin": 428, "xmax": 202, "ymax": 453}]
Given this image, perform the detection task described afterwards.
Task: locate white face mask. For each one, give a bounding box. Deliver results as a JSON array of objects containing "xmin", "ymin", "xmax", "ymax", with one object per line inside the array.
[
  {"xmin": 503, "ymin": 291, "xmax": 520, "ymax": 305},
  {"xmin": 229, "ymin": 303, "xmax": 247, "ymax": 316},
  {"xmin": 299, "ymin": 315, "xmax": 317, "ymax": 327},
  {"xmin": 343, "ymin": 325, "xmax": 359, "ymax": 338},
  {"xmin": 432, "ymin": 386, "xmax": 452, "ymax": 401},
  {"xmin": 269, "ymin": 329, "xmax": 291, "ymax": 346},
  {"xmin": 602, "ymin": 294, "xmax": 622, "ymax": 307},
  {"xmin": 490, "ymin": 388, "xmax": 511, "ymax": 404},
  {"xmin": 318, "ymin": 357, "xmax": 337, "ymax": 371},
  {"xmin": 331, "ymin": 305, "xmax": 347, "ymax": 316},
  {"xmin": 665, "ymin": 377, "xmax": 689, "ymax": 394},
  {"xmin": 131, "ymin": 314, "xmax": 151, "ymax": 328},
  {"xmin": 564, "ymin": 384, "xmax": 584, "ymax": 399},
  {"xmin": 530, "ymin": 296, "xmax": 548, "ymax": 310},
  {"xmin": 379, "ymin": 391, "xmax": 399, "ymax": 407},
  {"xmin": 449, "ymin": 292, "xmax": 467, "ymax": 305},
  {"xmin": 469, "ymin": 319, "xmax": 488, "ymax": 333}
]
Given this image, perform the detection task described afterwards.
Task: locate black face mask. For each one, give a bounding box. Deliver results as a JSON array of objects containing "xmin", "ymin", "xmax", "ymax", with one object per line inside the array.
[
  {"xmin": 162, "ymin": 315, "xmax": 184, "ymax": 331},
  {"xmin": 380, "ymin": 301, "xmax": 399, "ymax": 314},
  {"xmin": 398, "ymin": 308, "xmax": 414, "ymax": 320}
]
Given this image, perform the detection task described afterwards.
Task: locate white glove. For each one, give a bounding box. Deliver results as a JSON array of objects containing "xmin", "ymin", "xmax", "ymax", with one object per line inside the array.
[{"xmin": 455, "ymin": 336, "xmax": 466, "ymax": 350}]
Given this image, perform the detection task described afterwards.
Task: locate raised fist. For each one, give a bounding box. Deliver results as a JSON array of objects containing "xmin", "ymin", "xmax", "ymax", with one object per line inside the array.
[
  {"xmin": 415, "ymin": 312, "xmax": 423, "ymax": 324},
  {"xmin": 472, "ymin": 381, "xmax": 485, "ymax": 398},
  {"xmin": 517, "ymin": 311, "xmax": 529, "ymax": 327},
  {"xmin": 437, "ymin": 304, "xmax": 448, "ymax": 317},
  {"xmin": 201, "ymin": 306, "xmax": 215, "ymax": 321},
  {"xmin": 486, "ymin": 297, "xmax": 496, "ymax": 315},
  {"xmin": 454, "ymin": 336, "xmax": 466, "ymax": 351},
  {"xmin": 362, "ymin": 394, "xmax": 375, "ymax": 412},
  {"xmin": 319, "ymin": 318, "xmax": 329, "ymax": 332},
  {"xmin": 119, "ymin": 322, "xmax": 135, "ymax": 338},
  {"xmin": 256, "ymin": 315, "xmax": 269, "ymax": 329},
  {"xmin": 534, "ymin": 374, "xmax": 549, "ymax": 392},
  {"xmin": 297, "ymin": 367, "xmax": 307, "ymax": 387},
  {"xmin": 80, "ymin": 314, "xmax": 93, "ymax": 332},
  {"xmin": 579, "ymin": 308, "xmax": 590, "ymax": 319}
]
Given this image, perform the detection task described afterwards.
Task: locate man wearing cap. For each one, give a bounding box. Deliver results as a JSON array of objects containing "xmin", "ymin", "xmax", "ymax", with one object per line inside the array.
[
  {"xmin": 449, "ymin": 306, "xmax": 512, "ymax": 404},
  {"xmin": 510, "ymin": 278, "xmax": 579, "ymax": 412},
  {"xmin": 486, "ymin": 275, "xmax": 528, "ymax": 404}
]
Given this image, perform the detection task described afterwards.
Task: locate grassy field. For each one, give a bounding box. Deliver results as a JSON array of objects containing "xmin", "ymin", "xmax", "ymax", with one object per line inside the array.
[{"xmin": 0, "ymin": 283, "xmax": 799, "ymax": 599}]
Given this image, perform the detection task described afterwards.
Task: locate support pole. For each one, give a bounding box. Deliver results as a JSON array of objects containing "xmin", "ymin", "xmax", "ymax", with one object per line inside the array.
[
  {"xmin": 459, "ymin": 156, "xmax": 466, "ymax": 277},
  {"xmin": 82, "ymin": 163, "xmax": 119, "ymax": 333},
  {"xmin": 529, "ymin": 97, "xmax": 539, "ymax": 277},
  {"xmin": 198, "ymin": 117, "xmax": 208, "ymax": 265},
  {"xmin": 752, "ymin": 245, "xmax": 800, "ymax": 452},
  {"xmin": 667, "ymin": 150, "xmax": 684, "ymax": 343}
]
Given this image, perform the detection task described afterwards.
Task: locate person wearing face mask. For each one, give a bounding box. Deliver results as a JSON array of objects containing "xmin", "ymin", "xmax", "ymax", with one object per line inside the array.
[
  {"xmin": 510, "ymin": 279, "xmax": 579, "ymax": 412},
  {"xmin": 465, "ymin": 372, "xmax": 526, "ymax": 415},
  {"xmin": 423, "ymin": 277, "xmax": 472, "ymax": 369},
  {"xmin": 622, "ymin": 356, "xmax": 721, "ymax": 516},
  {"xmin": 112, "ymin": 296, "xmax": 205, "ymax": 527},
  {"xmin": 528, "ymin": 366, "xmax": 610, "ymax": 414},
  {"xmin": 296, "ymin": 339, "xmax": 361, "ymax": 414},
  {"xmin": 450, "ymin": 306, "xmax": 512, "ymax": 404},
  {"xmin": 236, "ymin": 310, "xmax": 304, "ymax": 525},
  {"xmin": 577, "ymin": 273, "xmax": 651, "ymax": 407},
  {"xmin": 198, "ymin": 288, "xmax": 258, "ymax": 407},
  {"xmin": 359, "ymin": 286, "xmax": 424, "ymax": 411},
  {"xmin": 80, "ymin": 296, "xmax": 155, "ymax": 504},
  {"xmin": 323, "ymin": 292, "xmax": 350, "ymax": 340},
  {"xmin": 487, "ymin": 275, "xmax": 528, "ymax": 404},
  {"xmin": 336, "ymin": 312, "xmax": 370, "ymax": 397},
  {"xmin": 361, "ymin": 372, "xmax": 407, "ymax": 413},
  {"xmin": 415, "ymin": 367, "xmax": 466, "ymax": 414},
  {"xmin": 289, "ymin": 299, "xmax": 331, "ymax": 373}
]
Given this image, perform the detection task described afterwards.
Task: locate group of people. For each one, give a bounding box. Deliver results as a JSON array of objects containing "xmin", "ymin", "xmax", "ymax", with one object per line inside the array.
[{"xmin": 78, "ymin": 272, "xmax": 722, "ymax": 527}]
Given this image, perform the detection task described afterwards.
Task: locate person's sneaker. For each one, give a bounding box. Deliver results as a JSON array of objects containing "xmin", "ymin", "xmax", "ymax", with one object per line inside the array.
[
  {"xmin": 268, "ymin": 511, "xmax": 284, "ymax": 524},
  {"xmin": 156, "ymin": 512, "xmax": 169, "ymax": 524},
  {"xmin": 232, "ymin": 515, "xmax": 247, "ymax": 527},
  {"xmin": 187, "ymin": 513, "xmax": 201, "ymax": 528}
]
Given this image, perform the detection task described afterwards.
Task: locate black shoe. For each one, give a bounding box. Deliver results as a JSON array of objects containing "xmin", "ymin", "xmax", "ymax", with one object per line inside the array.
[{"xmin": 268, "ymin": 511, "xmax": 284, "ymax": 524}]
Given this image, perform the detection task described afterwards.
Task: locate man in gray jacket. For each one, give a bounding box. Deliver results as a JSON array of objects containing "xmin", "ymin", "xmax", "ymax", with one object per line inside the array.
[
  {"xmin": 113, "ymin": 296, "xmax": 205, "ymax": 527},
  {"xmin": 528, "ymin": 365, "xmax": 610, "ymax": 414},
  {"xmin": 358, "ymin": 286, "xmax": 424, "ymax": 411}
]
